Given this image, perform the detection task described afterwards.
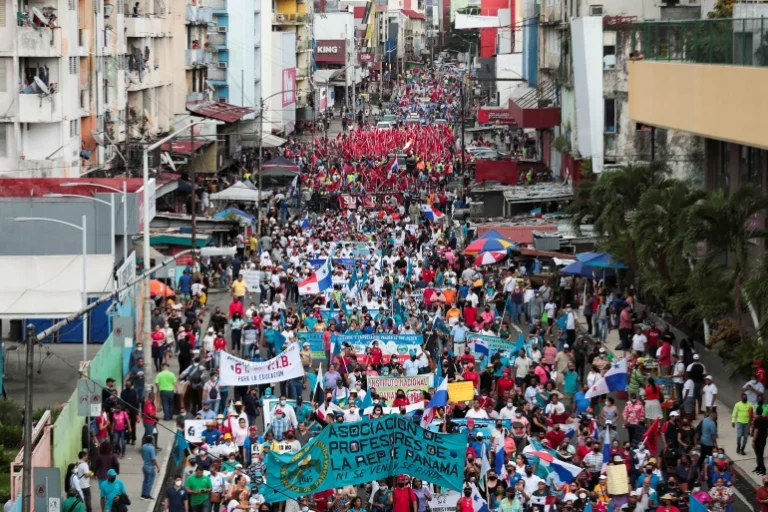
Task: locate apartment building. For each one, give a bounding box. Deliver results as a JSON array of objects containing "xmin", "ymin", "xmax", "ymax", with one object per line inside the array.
[
  {"xmin": 272, "ymin": 0, "xmax": 310, "ymax": 131},
  {"xmin": 518, "ymin": 0, "xmax": 705, "ymax": 180}
]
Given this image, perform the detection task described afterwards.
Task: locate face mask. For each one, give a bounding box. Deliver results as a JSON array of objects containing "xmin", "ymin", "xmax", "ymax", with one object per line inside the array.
[
  {"xmin": 398, "ymin": 483, "xmax": 405, "ymax": 488},
  {"xmin": 380, "ymin": 486, "xmax": 387, "ymax": 491},
  {"xmin": 280, "ymin": 400, "xmax": 287, "ymax": 406},
  {"xmin": 175, "ymin": 480, "xmax": 182, "ymax": 487},
  {"xmin": 515, "ymin": 412, "xmax": 522, "ymax": 417},
  {"xmin": 604, "ymin": 401, "xmax": 610, "ymax": 407},
  {"xmin": 302, "ymin": 508, "xmax": 309, "ymax": 512},
  {"xmin": 718, "ymin": 454, "xmax": 725, "ymax": 459},
  {"xmin": 464, "ymin": 492, "xmax": 472, "ymax": 497},
  {"xmin": 578, "ymin": 494, "xmax": 587, "ymax": 500},
  {"xmin": 506, "ymin": 403, "xmax": 514, "ymax": 409},
  {"xmin": 646, "ymin": 469, "xmax": 653, "ymax": 474}
]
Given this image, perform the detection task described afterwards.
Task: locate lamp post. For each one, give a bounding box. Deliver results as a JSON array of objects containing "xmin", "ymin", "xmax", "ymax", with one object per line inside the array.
[
  {"xmin": 62, "ymin": 181, "xmax": 129, "ymax": 262},
  {"xmin": 45, "ymin": 194, "xmax": 115, "ymax": 274},
  {"xmin": 9, "ymin": 215, "xmax": 88, "ymax": 361}
]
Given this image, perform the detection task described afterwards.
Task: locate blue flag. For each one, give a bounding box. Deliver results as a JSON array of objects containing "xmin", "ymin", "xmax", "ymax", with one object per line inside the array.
[
  {"xmin": 359, "ymin": 390, "xmax": 373, "ymax": 410},
  {"xmin": 173, "ymin": 429, "xmax": 189, "ymax": 466},
  {"xmin": 393, "ymin": 300, "xmax": 408, "ymax": 326}
]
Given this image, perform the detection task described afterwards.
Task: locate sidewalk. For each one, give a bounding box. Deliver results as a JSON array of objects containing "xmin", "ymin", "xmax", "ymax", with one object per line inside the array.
[{"xmin": 568, "ymin": 307, "xmax": 760, "ymax": 504}]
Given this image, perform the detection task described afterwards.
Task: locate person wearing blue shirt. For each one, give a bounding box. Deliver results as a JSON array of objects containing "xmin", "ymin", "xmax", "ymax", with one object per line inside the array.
[
  {"xmin": 563, "ymin": 364, "xmax": 579, "ymax": 399},
  {"xmin": 635, "ymin": 464, "xmax": 661, "ymax": 490},
  {"xmin": 197, "ymin": 401, "xmax": 216, "ymax": 421},
  {"xmin": 140, "ymin": 435, "xmax": 160, "ymax": 499},
  {"xmin": 451, "ymin": 321, "xmax": 468, "ymax": 352},
  {"xmin": 99, "ymin": 469, "xmax": 126, "ymax": 512},
  {"xmin": 200, "ymin": 422, "xmax": 222, "ymax": 445},
  {"xmin": 573, "ymin": 384, "xmax": 590, "ymax": 415},
  {"xmin": 177, "ymin": 270, "xmax": 191, "ymax": 300},
  {"xmin": 700, "ymin": 411, "xmax": 718, "ymax": 456}
]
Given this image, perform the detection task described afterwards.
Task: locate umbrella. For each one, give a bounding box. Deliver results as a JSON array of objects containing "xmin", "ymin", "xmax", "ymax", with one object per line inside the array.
[
  {"xmin": 477, "ymin": 229, "xmax": 514, "ymax": 243},
  {"xmin": 149, "ymin": 280, "xmax": 175, "ymax": 297},
  {"xmin": 464, "ymin": 237, "xmax": 517, "ymax": 255},
  {"xmin": 559, "ymin": 261, "xmax": 613, "ymax": 277},
  {"xmin": 576, "ymin": 252, "xmax": 628, "ymax": 269},
  {"xmin": 475, "ymin": 251, "xmax": 508, "ymax": 266}
]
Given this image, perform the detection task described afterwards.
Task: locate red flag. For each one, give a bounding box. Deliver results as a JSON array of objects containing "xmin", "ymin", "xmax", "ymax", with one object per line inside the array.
[{"xmin": 643, "ymin": 418, "xmax": 661, "ymax": 455}]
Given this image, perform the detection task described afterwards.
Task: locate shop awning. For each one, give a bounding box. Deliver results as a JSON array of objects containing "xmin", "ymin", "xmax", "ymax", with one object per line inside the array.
[
  {"xmin": 0, "ymin": 255, "xmax": 115, "ymax": 318},
  {"xmin": 508, "ymin": 81, "xmax": 561, "ymax": 129},
  {"xmin": 188, "ymin": 101, "xmax": 254, "ymax": 123},
  {"xmin": 402, "ymin": 9, "xmax": 425, "ymax": 19},
  {"xmin": 313, "ymin": 69, "xmax": 342, "ymax": 84},
  {"xmin": 260, "ymin": 134, "xmax": 287, "ymax": 148}
]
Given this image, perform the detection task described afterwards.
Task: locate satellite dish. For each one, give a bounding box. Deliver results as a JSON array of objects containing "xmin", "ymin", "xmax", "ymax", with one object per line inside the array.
[
  {"xmin": 90, "ymin": 130, "xmax": 106, "ymax": 146},
  {"xmin": 160, "ymin": 151, "xmax": 177, "ymax": 171},
  {"xmin": 34, "ymin": 77, "xmax": 50, "ymax": 96}
]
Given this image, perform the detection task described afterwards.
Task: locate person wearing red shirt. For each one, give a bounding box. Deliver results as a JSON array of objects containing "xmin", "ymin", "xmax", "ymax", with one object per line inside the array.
[
  {"xmin": 392, "ymin": 475, "xmax": 417, "ymax": 512},
  {"xmin": 423, "ymin": 286, "xmax": 436, "ymax": 307},
  {"xmin": 757, "ymin": 475, "xmax": 768, "ymax": 512},
  {"xmin": 463, "ymin": 305, "xmax": 478, "ymax": 327},
  {"xmin": 422, "ymin": 268, "xmax": 434, "ymax": 284},
  {"xmin": 496, "ymin": 369, "xmax": 515, "ymax": 398},
  {"xmin": 313, "ymin": 489, "xmax": 334, "ymax": 512},
  {"xmin": 645, "ymin": 323, "xmax": 661, "ymax": 355},
  {"xmin": 370, "ymin": 341, "xmax": 383, "ymax": 368},
  {"xmin": 213, "ymin": 333, "xmax": 227, "ymax": 352},
  {"xmin": 657, "ymin": 339, "xmax": 672, "ymax": 375},
  {"xmin": 463, "ymin": 363, "xmax": 479, "ymax": 389},
  {"xmin": 142, "ymin": 390, "xmax": 159, "ymax": 445},
  {"xmin": 228, "ymin": 296, "xmax": 245, "ymax": 318},
  {"xmin": 392, "ymin": 389, "xmax": 410, "ymax": 407},
  {"xmin": 459, "ymin": 347, "xmax": 475, "ymax": 366},
  {"xmin": 545, "ymin": 424, "xmax": 566, "ymax": 448},
  {"xmin": 456, "ymin": 488, "xmax": 474, "ymax": 512}
]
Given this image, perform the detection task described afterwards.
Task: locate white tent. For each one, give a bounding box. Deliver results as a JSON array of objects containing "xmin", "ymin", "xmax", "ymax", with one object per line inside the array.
[
  {"xmin": 210, "ymin": 181, "xmax": 272, "ymax": 202},
  {"xmin": 0, "ymin": 255, "xmax": 115, "ymax": 318}
]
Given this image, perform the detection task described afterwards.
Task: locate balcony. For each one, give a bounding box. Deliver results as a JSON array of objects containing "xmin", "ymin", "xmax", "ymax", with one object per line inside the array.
[
  {"xmin": 208, "ymin": 0, "xmax": 226, "ymax": 11},
  {"xmin": 17, "ymin": 26, "xmax": 61, "ymax": 57},
  {"xmin": 18, "ymin": 157, "xmax": 67, "ymax": 177},
  {"xmin": 186, "ymin": 4, "xmax": 213, "ymax": 23},
  {"xmin": 185, "ymin": 48, "xmax": 208, "ymax": 68},
  {"xmin": 207, "ymin": 67, "xmax": 227, "ymax": 81},
  {"xmin": 125, "ymin": 15, "xmax": 166, "ymax": 37},
  {"xmin": 19, "ymin": 92, "xmax": 62, "ymax": 123},
  {"xmin": 628, "ymin": 18, "xmax": 768, "ymax": 149},
  {"xmin": 126, "ymin": 68, "xmax": 167, "ymax": 91},
  {"xmin": 273, "ymin": 12, "xmax": 307, "ymax": 25}
]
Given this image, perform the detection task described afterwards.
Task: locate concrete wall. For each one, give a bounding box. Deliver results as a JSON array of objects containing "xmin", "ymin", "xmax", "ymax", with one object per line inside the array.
[{"xmin": 629, "ymin": 61, "xmax": 768, "ymax": 151}]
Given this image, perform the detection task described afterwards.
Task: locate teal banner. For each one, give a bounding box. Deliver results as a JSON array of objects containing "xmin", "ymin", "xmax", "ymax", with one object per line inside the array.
[{"xmin": 261, "ymin": 416, "xmax": 467, "ymax": 500}]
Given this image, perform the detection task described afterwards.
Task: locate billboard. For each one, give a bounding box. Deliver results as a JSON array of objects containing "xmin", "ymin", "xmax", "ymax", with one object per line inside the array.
[
  {"xmin": 315, "ymin": 39, "xmax": 347, "ymax": 63},
  {"xmin": 477, "ymin": 107, "xmax": 516, "ymax": 124}
]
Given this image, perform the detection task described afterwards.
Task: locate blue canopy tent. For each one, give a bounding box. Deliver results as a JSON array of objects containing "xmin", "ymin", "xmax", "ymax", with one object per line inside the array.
[
  {"xmin": 576, "ymin": 252, "xmax": 628, "ymax": 269},
  {"xmin": 213, "ymin": 208, "xmax": 256, "ymax": 224},
  {"xmin": 560, "ymin": 261, "xmax": 615, "ymax": 277}
]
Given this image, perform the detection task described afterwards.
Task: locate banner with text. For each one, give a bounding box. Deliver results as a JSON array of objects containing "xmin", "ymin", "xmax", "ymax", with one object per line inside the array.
[
  {"xmin": 468, "ymin": 333, "xmax": 525, "ymax": 368},
  {"xmin": 296, "ymin": 333, "xmax": 422, "ymax": 363},
  {"xmin": 338, "ymin": 193, "xmax": 403, "ymax": 210},
  {"xmin": 428, "ymin": 491, "xmax": 462, "ymax": 512},
  {"xmin": 261, "ymin": 415, "xmax": 467, "ymax": 500},
  {"xmin": 367, "ymin": 374, "xmax": 433, "ymax": 404},
  {"xmin": 219, "ymin": 344, "xmax": 304, "ymax": 386}
]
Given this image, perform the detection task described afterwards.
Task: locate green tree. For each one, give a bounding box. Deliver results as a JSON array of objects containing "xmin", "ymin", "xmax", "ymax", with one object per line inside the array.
[
  {"xmin": 708, "ymin": 0, "xmax": 736, "ymax": 19},
  {"xmin": 685, "ymin": 187, "xmax": 768, "ymax": 338}
]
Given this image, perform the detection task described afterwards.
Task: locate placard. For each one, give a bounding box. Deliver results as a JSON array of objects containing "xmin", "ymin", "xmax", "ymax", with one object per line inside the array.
[
  {"xmin": 428, "ymin": 491, "xmax": 461, "ymax": 512},
  {"xmin": 184, "ymin": 419, "xmax": 208, "ymax": 443},
  {"xmin": 219, "ymin": 344, "xmax": 304, "ymax": 386},
  {"xmin": 367, "ymin": 374, "xmax": 433, "ymax": 404},
  {"xmin": 606, "ymin": 464, "xmax": 629, "ymax": 495},
  {"xmin": 448, "ymin": 381, "xmax": 475, "ymax": 402},
  {"xmin": 240, "ymin": 269, "xmax": 261, "ymax": 290}
]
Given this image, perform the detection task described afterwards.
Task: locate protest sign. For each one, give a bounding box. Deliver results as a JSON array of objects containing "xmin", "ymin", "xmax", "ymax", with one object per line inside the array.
[
  {"xmin": 310, "ymin": 259, "xmax": 358, "ymax": 270},
  {"xmin": 219, "ymin": 344, "xmax": 304, "ymax": 386},
  {"xmin": 341, "ymin": 333, "xmax": 424, "ymax": 364},
  {"xmin": 239, "ymin": 269, "xmax": 261, "ymax": 290},
  {"xmin": 297, "ymin": 332, "xmax": 325, "ymax": 359},
  {"xmin": 262, "ymin": 398, "xmax": 314, "ymax": 431},
  {"xmin": 362, "ymin": 402, "xmax": 424, "ymax": 416},
  {"xmin": 468, "ymin": 333, "xmax": 526, "ymax": 368},
  {"xmin": 448, "ymin": 381, "xmax": 475, "ymax": 402},
  {"xmin": 428, "ymin": 491, "xmax": 462, "ymax": 512},
  {"xmin": 261, "ymin": 415, "xmax": 467, "ymax": 500},
  {"xmin": 367, "ymin": 375, "xmax": 433, "ymax": 403},
  {"xmin": 184, "ymin": 419, "xmax": 208, "ymax": 443}
]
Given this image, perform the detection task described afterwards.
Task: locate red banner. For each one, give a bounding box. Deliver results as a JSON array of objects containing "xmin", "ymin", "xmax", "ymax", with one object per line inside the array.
[
  {"xmin": 338, "ymin": 193, "xmax": 403, "ymax": 209},
  {"xmin": 477, "ymin": 107, "xmax": 516, "ymax": 125}
]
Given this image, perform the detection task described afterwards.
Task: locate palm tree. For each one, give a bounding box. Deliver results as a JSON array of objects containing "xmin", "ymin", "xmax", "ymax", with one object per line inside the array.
[
  {"xmin": 686, "ymin": 186, "xmax": 768, "ymax": 340},
  {"xmin": 568, "ymin": 161, "xmax": 672, "ymax": 272}
]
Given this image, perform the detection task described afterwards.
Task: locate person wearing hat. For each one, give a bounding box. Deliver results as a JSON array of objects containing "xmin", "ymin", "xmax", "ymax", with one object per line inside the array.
[
  {"xmin": 686, "ymin": 353, "xmax": 707, "ymax": 415},
  {"xmin": 62, "ymin": 486, "xmax": 86, "ymax": 512},
  {"xmin": 703, "ymin": 375, "xmax": 719, "ymax": 413},
  {"xmin": 657, "ymin": 494, "xmax": 681, "ymax": 512},
  {"xmin": 99, "ymin": 469, "xmax": 126, "ymax": 512},
  {"xmin": 391, "ymin": 475, "xmax": 416, "ymax": 512}
]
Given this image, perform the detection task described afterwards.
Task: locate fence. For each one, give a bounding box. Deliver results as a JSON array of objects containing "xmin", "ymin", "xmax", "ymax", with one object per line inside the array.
[
  {"xmin": 631, "ymin": 17, "xmax": 768, "ymax": 67},
  {"xmin": 50, "ymin": 388, "xmax": 83, "ymax": 491},
  {"xmin": 9, "ymin": 411, "xmax": 52, "ymax": 502}
]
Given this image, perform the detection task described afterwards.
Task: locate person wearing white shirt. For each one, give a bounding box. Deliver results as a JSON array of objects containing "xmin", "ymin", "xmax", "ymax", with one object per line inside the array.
[
  {"xmin": 343, "ymin": 406, "xmax": 362, "ymax": 423},
  {"xmin": 631, "ymin": 327, "xmax": 648, "ymax": 355},
  {"xmin": 702, "ymin": 376, "xmax": 718, "ymax": 410},
  {"xmin": 466, "ymin": 290, "xmax": 479, "ymax": 308},
  {"xmin": 276, "ymin": 396, "xmax": 298, "ymax": 428},
  {"xmin": 403, "ymin": 355, "xmax": 420, "ymax": 376},
  {"xmin": 203, "ymin": 327, "xmax": 216, "ymax": 354},
  {"xmin": 499, "ymin": 402, "xmax": 517, "ymax": 419},
  {"xmin": 743, "ymin": 375, "xmax": 765, "ymax": 404},
  {"xmin": 465, "ymin": 400, "xmax": 489, "ymax": 419},
  {"xmin": 75, "ymin": 451, "xmax": 92, "ymax": 506}
]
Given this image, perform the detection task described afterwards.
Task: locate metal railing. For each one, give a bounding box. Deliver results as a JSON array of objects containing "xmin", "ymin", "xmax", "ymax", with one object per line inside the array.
[{"xmin": 631, "ymin": 17, "xmax": 768, "ymax": 67}]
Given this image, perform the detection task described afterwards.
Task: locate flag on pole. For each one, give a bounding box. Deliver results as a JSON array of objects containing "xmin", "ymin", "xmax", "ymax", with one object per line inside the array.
[
  {"xmin": 585, "ymin": 359, "xmax": 628, "ymax": 399},
  {"xmin": 523, "ymin": 448, "xmax": 584, "ymax": 484},
  {"xmin": 480, "ymin": 445, "xmax": 491, "ymax": 478},
  {"xmin": 494, "ymin": 445, "xmax": 507, "ymax": 475},
  {"xmin": 471, "ymin": 486, "xmax": 489, "ymax": 512},
  {"xmin": 421, "ymin": 204, "xmax": 445, "ymax": 222},
  {"xmin": 472, "ymin": 337, "xmax": 490, "ymax": 358},
  {"xmin": 300, "ymin": 212, "xmax": 311, "ymax": 230},
  {"xmin": 643, "ymin": 418, "xmax": 661, "ymax": 455},
  {"xmin": 312, "ymin": 364, "xmax": 325, "ymax": 404}
]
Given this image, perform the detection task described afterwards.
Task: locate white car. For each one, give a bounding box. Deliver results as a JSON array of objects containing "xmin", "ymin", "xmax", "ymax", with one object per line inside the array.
[
  {"xmin": 376, "ymin": 121, "xmax": 393, "ymax": 130},
  {"xmin": 472, "ymin": 149, "xmax": 500, "ymax": 159}
]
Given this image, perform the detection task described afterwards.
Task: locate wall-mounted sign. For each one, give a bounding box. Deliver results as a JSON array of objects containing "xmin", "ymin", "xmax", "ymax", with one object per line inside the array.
[{"xmin": 315, "ymin": 40, "xmax": 347, "ymax": 63}]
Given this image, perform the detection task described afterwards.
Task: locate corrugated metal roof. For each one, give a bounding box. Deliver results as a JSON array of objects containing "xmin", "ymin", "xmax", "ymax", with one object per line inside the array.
[
  {"xmin": 160, "ymin": 140, "xmax": 208, "ymax": 155},
  {"xmin": 0, "ymin": 178, "xmax": 145, "ymax": 197},
  {"xmin": 188, "ymin": 101, "xmax": 254, "ymax": 123},
  {"xmin": 401, "ymin": 9, "xmax": 425, "ymax": 19},
  {"xmin": 478, "ymin": 225, "xmax": 558, "ymax": 245}
]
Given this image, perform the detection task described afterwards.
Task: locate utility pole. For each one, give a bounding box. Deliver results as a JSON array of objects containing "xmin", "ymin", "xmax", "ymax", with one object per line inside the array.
[
  {"xmin": 460, "ymin": 86, "xmax": 466, "ymax": 180},
  {"xmin": 257, "ymin": 99, "xmax": 264, "ymax": 235},
  {"xmin": 21, "ymin": 323, "xmax": 36, "ymax": 512},
  {"xmin": 190, "ymin": 120, "xmax": 197, "ymax": 253}
]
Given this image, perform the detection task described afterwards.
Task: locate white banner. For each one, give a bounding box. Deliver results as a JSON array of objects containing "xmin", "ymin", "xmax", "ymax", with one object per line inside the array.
[
  {"xmin": 455, "ymin": 14, "xmax": 500, "ymax": 29},
  {"xmin": 240, "ymin": 269, "xmax": 261, "ymax": 290},
  {"xmin": 428, "ymin": 491, "xmax": 462, "ymax": 512},
  {"xmin": 219, "ymin": 343, "xmax": 304, "ymax": 386},
  {"xmin": 184, "ymin": 419, "xmax": 208, "ymax": 443}
]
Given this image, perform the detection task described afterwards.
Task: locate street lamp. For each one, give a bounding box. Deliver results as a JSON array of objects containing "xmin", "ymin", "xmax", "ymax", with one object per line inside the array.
[
  {"xmin": 45, "ymin": 193, "xmax": 115, "ymax": 274},
  {"xmin": 9, "ymin": 215, "xmax": 88, "ymax": 361},
  {"xmin": 61, "ymin": 181, "xmax": 129, "ymax": 262}
]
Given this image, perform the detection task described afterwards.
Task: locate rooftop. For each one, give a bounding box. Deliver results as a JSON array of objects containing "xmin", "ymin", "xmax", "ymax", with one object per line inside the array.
[
  {"xmin": 471, "ymin": 181, "xmax": 573, "ymax": 203},
  {"xmin": 0, "ymin": 178, "xmax": 145, "ymax": 197},
  {"xmin": 188, "ymin": 101, "xmax": 254, "ymax": 123}
]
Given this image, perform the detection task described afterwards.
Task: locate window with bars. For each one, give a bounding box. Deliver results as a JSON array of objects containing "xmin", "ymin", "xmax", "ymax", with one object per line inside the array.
[
  {"xmin": 0, "ymin": 125, "xmax": 7, "ymax": 157},
  {"xmin": 117, "ymin": 0, "xmax": 124, "ymax": 13},
  {"xmin": 68, "ymin": 0, "xmax": 75, "ymax": 10},
  {"xmin": 69, "ymin": 57, "xmax": 78, "ymax": 74},
  {"xmin": 80, "ymin": 89, "xmax": 87, "ymax": 109},
  {"xmin": 70, "ymin": 120, "xmax": 80, "ymax": 137},
  {"xmin": 0, "ymin": 0, "xmax": 6, "ymax": 27},
  {"xmin": 94, "ymin": 0, "xmax": 100, "ymax": 14}
]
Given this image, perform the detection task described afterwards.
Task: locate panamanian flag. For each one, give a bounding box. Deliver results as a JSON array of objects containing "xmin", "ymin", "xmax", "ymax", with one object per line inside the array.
[
  {"xmin": 421, "ymin": 204, "xmax": 445, "ymax": 222},
  {"xmin": 585, "ymin": 359, "xmax": 628, "ymax": 399},
  {"xmin": 298, "ymin": 258, "xmax": 333, "ymax": 295}
]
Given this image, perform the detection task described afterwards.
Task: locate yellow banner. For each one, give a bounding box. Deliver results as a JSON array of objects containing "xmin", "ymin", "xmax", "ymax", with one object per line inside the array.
[{"xmin": 448, "ymin": 381, "xmax": 475, "ymax": 402}]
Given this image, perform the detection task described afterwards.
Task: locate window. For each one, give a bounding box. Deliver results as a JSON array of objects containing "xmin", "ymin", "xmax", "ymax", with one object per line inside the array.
[
  {"xmin": 739, "ymin": 145, "xmax": 763, "ymax": 187},
  {"xmin": 589, "ymin": 4, "xmax": 603, "ymax": 16},
  {"xmin": 70, "ymin": 120, "xmax": 80, "ymax": 137},
  {"xmin": 716, "ymin": 141, "xmax": 731, "ymax": 197},
  {"xmin": 80, "ymin": 89, "xmax": 87, "ymax": 109},
  {"xmin": 604, "ymin": 98, "xmax": 616, "ymax": 133},
  {"xmin": 603, "ymin": 32, "xmax": 616, "ymax": 69},
  {"xmin": 0, "ymin": 0, "xmax": 6, "ymax": 27},
  {"xmin": 0, "ymin": 60, "xmax": 6, "ymax": 93},
  {"xmin": 0, "ymin": 125, "xmax": 7, "ymax": 157}
]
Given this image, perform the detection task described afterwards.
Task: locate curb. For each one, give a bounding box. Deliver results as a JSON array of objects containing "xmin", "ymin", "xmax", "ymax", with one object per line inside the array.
[{"xmin": 146, "ymin": 422, "xmax": 177, "ymax": 511}]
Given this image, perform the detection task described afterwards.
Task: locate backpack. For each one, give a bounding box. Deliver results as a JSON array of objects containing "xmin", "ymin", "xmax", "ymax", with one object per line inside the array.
[
  {"xmin": 189, "ymin": 365, "xmax": 204, "ymax": 388},
  {"xmin": 209, "ymin": 386, "xmax": 219, "ymax": 400}
]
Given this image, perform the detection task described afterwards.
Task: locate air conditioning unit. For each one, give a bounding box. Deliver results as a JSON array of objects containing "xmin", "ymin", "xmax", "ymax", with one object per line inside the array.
[
  {"xmin": 217, "ymin": 62, "xmax": 228, "ymax": 68},
  {"xmin": 589, "ymin": 5, "xmax": 603, "ymax": 16},
  {"xmin": 217, "ymin": 26, "xmax": 227, "ymax": 32}
]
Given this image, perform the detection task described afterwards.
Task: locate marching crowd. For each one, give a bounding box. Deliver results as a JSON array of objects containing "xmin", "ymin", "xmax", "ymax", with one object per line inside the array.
[{"xmin": 54, "ymin": 67, "xmax": 768, "ymax": 512}]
